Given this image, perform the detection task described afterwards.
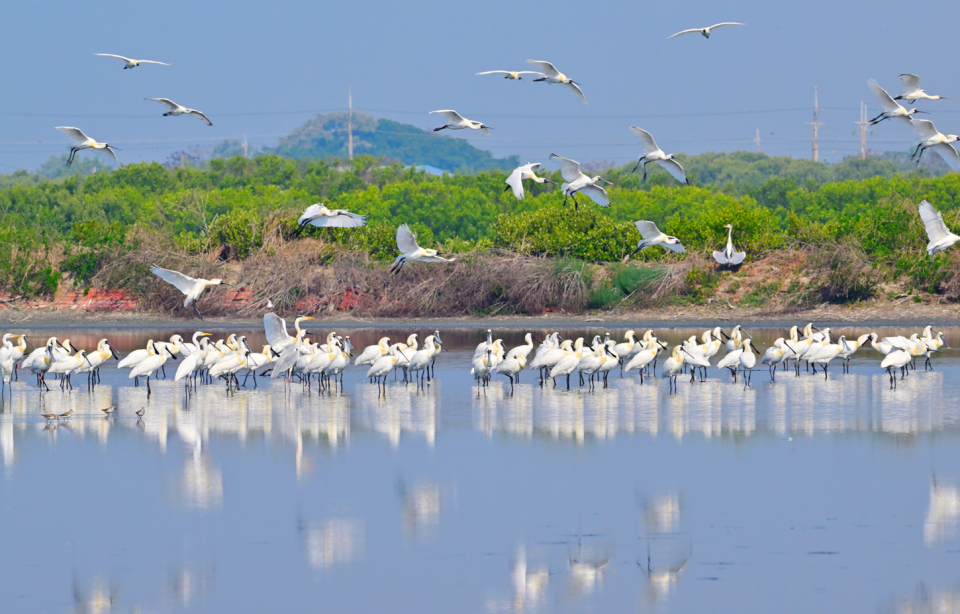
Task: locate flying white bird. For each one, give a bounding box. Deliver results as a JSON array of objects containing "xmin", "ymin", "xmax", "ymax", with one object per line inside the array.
[
  {"xmin": 505, "ymin": 162, "xmax": 555, "ymax": 200},
  {"xmin": 867, "ymin": 79, "xmax": 924, "ymax": 126},
  {"xmin": 390, "ymin": 224, "xmax": 455, "ymax": 274},
  {"xmin": 55, "ymin": 127, "xmax": 121, "ymax": 167},
  {"xmin": 549, "ymin": 154, "xmax": 611, "ymax": 210},
  {"xmin": 667, "ymin": 22, "xmax": 744, "ymax": 39},
  {"xmin": 908, "ymin": 119, "xmax": 960, "ymax": 170},
  {"xmin": 476, "ymin": 70, "xmax": 543, "ymax": 80},
  {"xmin": 295, "ymin": 203, "xmax": 366, "ymax": 234},
  {"xmin": 895, "ymin": 74, "xmax": 950, "ymax": 103},
  {"xmin": 918, "ymin": 200, "xmax": 960, "ymax": 262},
  {"xmin": 629, "ymin": 126, "xmax": 688, "ymax": 185},
  {"xmin": 526, "ymin": 60, "xmax": 586, "ymax": 104},
  {"xmin": 626, "ymin": 221, "xmax": 685, "ymax": 259},
  {"xmin": 713, "ymin": 224, "xmax": 746, "ymax": 266},
  {"xmin": 145, "ymin": 98, "xmax": 213, "ymax": 126},
  {"xmin": 95, "ymin": 53, "xmax": 170, "ymax": 69},
  {"xmin": 150, "ymin": 265, "xmax": 234, "ymax": 320},
  {"xmin": 430, "ymin": 110, "xmax": 490, "ymax": 135}
]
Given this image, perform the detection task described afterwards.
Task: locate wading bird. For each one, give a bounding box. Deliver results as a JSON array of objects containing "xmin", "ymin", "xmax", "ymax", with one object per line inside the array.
[
  {"xmin": 549, "ymin": 154, "xmax": 611, "ymax": 210},
  {"xmin": 476, "ymin": 70, "xmax": 543, "ymax": 80},
  {"xmin": 908, "ymin": 119, "xmax": 960, "ymax": 170},
  {"xmin": 145, "ymin": 98, "xmax": 213, "ymax": 126},
  {"xmin": 505, "ymin": 163, "xmax": 555, "ymax": 200},
  {"xmin": 150, "ymin": 265, "xmax": 234, "ymax": 320},
  {"xmin": 667, "ymin": 22, "xmax": 744, "ymax": 39},
  {"xmin": 390, "ymin": 224, "xmax": 455, "ymax": 274},
  {"xmin": 430, "ymin": 110, "xmax": 490, "ymax": 135},
  {"xmin": 526, "ymin": 60, "xmax": 587, "ymax": 104},
  {"xmin": 918, "ymin": 200, "xmax": 960, "ymax": 262},
  {"xmin": 629, "ymin": 126, "xmax": 688, "ymax": 185},
  {"xmin": 626, "ymin": 221, "xmax": 685, "ymax": 259},
  {"xmin": 867, "ymin": 79, "xmax": 924, "ymax": 126},
  {"xmin": 712, "ymin": 224, "xmax": 746, "ymax": 266},
  {"xmin": 895, "ymin": 74, "xmax": 951, "ymax": 103},
  {"xmin": 95, "ymin": 53, "xmax": 170, "ymax": 69},
  {"xmin": 295, "ymin": 204, "xmax": 366, "ymax": 234},
  {"xmin": 55, "ymin": 127, "xmax": 121, "ymax": 167}
]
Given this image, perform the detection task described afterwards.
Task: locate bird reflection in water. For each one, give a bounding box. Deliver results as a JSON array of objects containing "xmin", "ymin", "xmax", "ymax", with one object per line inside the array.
[
  {"xmin": 396, "ymin": 479, "xmax": 443, "ymax": 538},
  {"xmin": 179, "ymin": 442, "xmax": 223, "ymax": 510},
  {"xmin": 637, "ymin": 542, "xmax": 690, "ymax": 605},
  {"xmin": 924, "ymin": 474, "xmax": 960, "ymax": 547},
  {"xmin": 298, "ymin": 517, "xmax": 364, "ymax": 569},
  {"xmin": 889, "ymin": 582, "xmax": 960, "ymax": 614},
  {"xmin": 72, "ymin": 572, "xmax": 118, "ymax": 614},
  {"xmin": 356, "ymin": 378, "xmax": 438, "ymax": 447},
  {"xmin": 642, "ymin": 492, "xmax": 681, "ymax": 535},
  {"xmin": 566, "ymin": 536, "xmax": 611, "ymax": 600},
  {"xmin": 168, "ymin": 565, "xmax": 216, "ymax": 605}
]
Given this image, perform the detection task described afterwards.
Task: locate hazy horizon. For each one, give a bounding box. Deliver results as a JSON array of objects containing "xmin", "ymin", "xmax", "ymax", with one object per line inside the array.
[{"xmin": 2, "ymin": 0, "xmax": 957, "ymax": 172}]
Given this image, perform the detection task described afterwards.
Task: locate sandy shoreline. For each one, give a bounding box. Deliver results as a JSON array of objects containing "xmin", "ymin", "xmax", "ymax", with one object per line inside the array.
[{"xmin": 1, "ymin": 302, "xmax": 959, "ymax": 329}]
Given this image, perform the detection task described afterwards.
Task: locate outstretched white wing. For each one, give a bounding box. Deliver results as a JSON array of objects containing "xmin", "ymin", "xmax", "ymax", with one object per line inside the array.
[
  {"xmin": 187, "ymin": 109, "xmax": 213, "ymax": 126},
  {"xmin": 728, "ymin": 250, "xmax": 746, "ymax": 265},
  {"xmin": 629, "ymin": 126, "xmax": 660, "ymax": 154},
  {"xmin": 667, "ymin": 28, "xmax": 700, "ymax": 39},
  {"xmin": 932, "ymin": 143, "xmax": 960, "ymax": 172},
  {"xmin": 56, "ymin": 126, "xmax": 91, "ymax": 144},
  {"xmin": 298, "ymin": 204, "xmax": 323, "ymax": 225},
  {"xmin": 150, "ymin": 265, "xmax": 198, "ymax": 295},
  {"xmin": 137, "ymin": 59, "xmax": 170, "ymax": 66},
  {"xmin": 707, "ymin": 22, "xmax": 744, "ymax": 30},
  {"xmin": 549, "ymin": 154, "xmax": 582, "ymax": 182},
  {"xmin": 867, "ymin": 79, "xmax": 900, "ymax": 112},
  {"xmin": 526, "ymin": 60, "xmax": 561, "ymax": 78},
  {"xmin": 476, "ymin": 70, "xmax": 511, "ymax": 76},
  {"xmin": 919, "ymin": 200, "xmax": 951, "ymax": 242},
  {"xmin": 563, "ymin": 81, "xmax": 587, "ymax": 104},
  {"xmin": 396, "ymin": 224, "xmax": 420, "ymax": 255},
  {"xmin": 506, "ymin": 167, "xmax": 525, "ymax": 200},
  {"xmin": 634, "ymin": 220, "xmax": 662, "ymax": 239},
  {"xmin": 99, "ymin": 146, "xmax": 122, "ymax": 167},
  {"xmin": 263, "ymin": 313, "xmax": 291, "ymax": 347},
  {"xmin": 713, "ymin": 251, "xmax": 730, "ymax": 264},
  {"xmin": 664, "ymin": 240, "xmax": 686, "ymax": 254},
  {"xmin": 95, "ymin": 53, "xmax": 133, "ymax": 63},
  {"xmin": 418, "ymin": 255, "xmax": 456, "ymax": 263},
  {"xmin": 430, "ymin": 110, "xmax": 465, "ymax": 123},
  {"xmin": 899, "ymin": 73, "xmax": 921, "ymax": 91},
  {"xmin": 910, "ymin": 119, "xmax": 940, "ymax": 140},
  {"xmin": 312, "ymin": 211, "xmax": 366, "ymax": 228},
  {"xmin": 145, "ymin": 97, "xmax": 179, "ymax": 110},
  {"xmin": 656, "ymin": 158, "xmax": 688, "ymax": 184},
  {"xmin": 580, "ymin": 184, "xmax": 610, "ymax": 207}
]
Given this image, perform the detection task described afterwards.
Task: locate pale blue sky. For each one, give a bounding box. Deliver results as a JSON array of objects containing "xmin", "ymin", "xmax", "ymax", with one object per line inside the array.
[{"xmin": 1, "ymin": 0, "xmax": 957, "ymax": 171}]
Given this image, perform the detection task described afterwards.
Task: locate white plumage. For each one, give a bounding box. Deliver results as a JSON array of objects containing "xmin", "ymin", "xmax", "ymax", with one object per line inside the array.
[
  {"xmin": 908, "ymin": 119, "xmax": 960, "ymax": 171},
  {"xmin": 918, "ymin": 200, "xmax": 960, "ymax": 261},
  {"xmin": 667, "ymin": 22, "xmax": 744, "ymax": 39},
  {"xmin": 390, "ymin": 224, "xmax": 456, "ymax": 274},
  {"xmin": 297, "ymin": 204, "xmax": 366, "ymax": 230},
  {"xmin": 713, "ymin": 224, "xmax": 746, "ymax": 266},
  {"xmin": 629, "ymin": 126, "xmax": 687, "ymax": 185},
  {"xmin": 526, "ymin": 60, "xmax": 586, "ymax": 104},
  {"xmin": 430, "ymin": 110, "xmax": 490, "ymax": 135},
  {"xmin": 150, "ymin": 265, "xmax": 233, "ymax": 320},
  {"xmin": 145, "ymin": 98, "xmax": 213, "ymax": 126},
  {"xmin": 55, "ymin": 126, "xmax": 121, "ymax": 167},
  {"xmin": 95, "ymin": 53, "xmax": 170, "ymax": 69},
  {"xmin": 505, "ymin": 163, "xmax": 554, "ymax": 200},
  {"xmin": 895, "ymin": 74, "xmax": 950, "ymax": 103},
  {"xmin": 549, "ymin": 154, "xmax": 611, "ymax": 209}
]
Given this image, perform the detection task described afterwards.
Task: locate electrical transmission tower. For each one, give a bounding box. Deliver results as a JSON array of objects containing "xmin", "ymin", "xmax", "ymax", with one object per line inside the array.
[
  {"xmin": 853, "ymin": 101, "xmax": 870, "ymax": 160},
  {"xmin": 754, "ymin": 128, "xmax": 761, "ymax": 153},
  {"xmin": 807, "ymin": 87, "xmax": 825, "ymax": 161}
]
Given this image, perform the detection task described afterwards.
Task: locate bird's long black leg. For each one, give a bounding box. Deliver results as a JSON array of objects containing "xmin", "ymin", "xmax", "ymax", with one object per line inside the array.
[{"xmin": 193, "ymin": 303, "xmax": 204, "ymax": 321}]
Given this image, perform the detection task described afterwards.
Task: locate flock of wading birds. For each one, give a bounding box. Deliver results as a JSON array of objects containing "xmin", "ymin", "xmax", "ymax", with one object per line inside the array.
[
  {"xmin": 0, "ymin": 316, "xmax": 949, "ymax": 411},
  {"xmin": 51, "ymin": 39, "xmax": 960, "ymax": 299}
]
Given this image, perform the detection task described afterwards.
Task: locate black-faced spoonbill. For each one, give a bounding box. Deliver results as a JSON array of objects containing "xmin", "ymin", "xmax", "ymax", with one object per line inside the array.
[
  {"xmin": 95, "ymin": 53, "xmax": 170, "ymax": 69},
  {"xmin": 55, "ymin": 127, "xmax": 121, "ymax": 167},
  {"xmin": 390, "ymin": 224, "xmax": 456, "ymax": 274},
  {"xmin": 549, "ymin": 154, "xmax": 612, "ymax": 210},
  {"xmin": 525, "ymin": 60, "xmax": 586, "ymax": 104},
  {"xmin": 895, "ymin": 74, "xmax": 951, "ymax": 103},
  {"xmin": 667, "ymin": 22, "xmax": 744, "ymax": 39},
  {"xmin": 430, "ymin": 110, "xmax": 490, "ymax": 135},
  {"xmin": 918, "ymin": 200, "xmax": 960, "ymax": 262},
  {"xmin": 505, "ymin": 163, "xmax": 556, "ymax": 200},
  {"xmin": 867, "ymin": 80, "xmax": 924, "ymax": 126},
  {"xmin": 908, "ymin": 120, "xmax": 960, "ymax": 170},
  {"xmin": 145, "ymin": 98, "xmax": 213, "ymax": 126},
  {"xmin": 629, "ymin": 126, "xmax": 688, "ymax": 185}
]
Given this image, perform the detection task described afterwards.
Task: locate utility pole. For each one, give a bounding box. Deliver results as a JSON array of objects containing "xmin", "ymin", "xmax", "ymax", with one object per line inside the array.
[
  {"xmin": 242, "ymin": 135, "xmax": 249, "ymax": 159},
  {"xmin": 347, "ymin": 87, "xmax": 354, "ymax": 161},
  {"xmin": 853, "ymin": 101, "xmax": 869, "ymax": 160},
  {"xmin": 807, "ymin": 86, "xmax": 825, "ymax": 162},
  {"xmin": 754, "ymin": 128, "xmax": 762, "ymax": 153}
]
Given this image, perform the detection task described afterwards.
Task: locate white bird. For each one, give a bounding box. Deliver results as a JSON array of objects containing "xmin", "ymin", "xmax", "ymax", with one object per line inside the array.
[
  {"xmin": 150, "ymin": 265, "xmax": 234, "ymax": 320},
  {"xmin": 918, "ymin": 200, "xmax": 960, "ymax": 261},
  {"xmin": 55, "ymin": 127, "xmax": 121, "ymax": 167},
  {"xmin": 895, "ymin": 74, "xmax": 950, "ymax": 104},
  {"xmin": 129, "ymin": 342, "xmax": 177, "ymax": 394},
  {"xmin": 667, "ymin": 22, "xmax": 744, "ymax": 39},
  {"xmin": 525, "ymin": 60, "xmax": 586, "ymax": 104},
  {"xmin": 295, "ymin": 203, "xmax": 366, "ymax": 233},
  {"xmin": 476, "ymin": 70, "xmax": 543, "ymax": 80},
  {"xmin": 95, "ymin": 53, "xmax": 170, "ymax": 69},
  {"xmin": 430, "ymin": 110, "xmax": 490, "ymax": 135},
  {"xmin": 661, "ymin": 346, "xmax": 686, "ymax": 393},
  {"xmin": 264, "ymin": 314, "xmax": 313, "ymax": 354},
  {"xmin": 505, "ymin": 163, "xmax": 555, "ymax": 200},
  {"xmin": 626, "ymin": 221, "xmax": 685, "ymax": 259},
  {"xmin": 145, "ymin": 98, "xmax": 213, "ymax": 126},
  {"xmin": 472, "ymin": 347, "xmax": 497, "ymax": 393},
  {"xmin": 549, "ymin": 338, "xmax": 585, "ymax": 389},
  {"xmin": 549, "ymin": 154, "xmax": 611, "ymax": 210},
  {"xmin": 881, "ymin": 345, "xmax": 912, "ymax": 385},
  {"xmin": 493, "ymin": 353, "xmax": 526, "ymax": 392},
  {"xmin": 908, "ymin": 120, "xmax": 960, "ymax": 170},
  {"xmin": 713, "ymin": 224, "xmax": 746, "ymax": 266},
  {"xmin": 355, "ymin": 337, "xmax": 391, "ymax": 367},
  {"xmin": 761, "ymin": 339, "xmax": 792, "ymax": 381},
  {"xmin": 367, "ymin": 348, "xmax": 409, "ymax": 395},
  {"xmin": 390, "ymin": 224, "xmax": 456, "ymax": 274},
  {"xmin": 867, "ymin": 79, "xmax": 924, "ymax": 126},
  {"xmin": 628, "ymin": 126, "xmax": 688, "ymax": 185}
]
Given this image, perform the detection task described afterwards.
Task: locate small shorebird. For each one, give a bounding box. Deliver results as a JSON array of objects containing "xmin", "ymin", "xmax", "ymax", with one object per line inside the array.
[
  {"xmin": 41, "ymin": 412, "xmax": 59, "ymax": 421},
  {"xmin": 58, "ymin": 409, "xmax": 74, "ymax": 419},
  {"xmin": 101, "ymin": 405, "xmax": 117, "ymax": 415},
  {"xmin": 135, "ymin": 407, "xmax": 145, "ymax": 418}
]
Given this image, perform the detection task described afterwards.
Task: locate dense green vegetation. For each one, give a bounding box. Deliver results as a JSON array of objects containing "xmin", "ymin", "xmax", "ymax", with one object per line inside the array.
[{"xmin": 0, "ymin": 151, "xmax": 957, "ymax": 309}]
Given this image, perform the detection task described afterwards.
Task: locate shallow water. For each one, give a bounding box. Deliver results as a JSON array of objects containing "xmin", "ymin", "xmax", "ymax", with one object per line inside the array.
[{"xmin": 2, "ymin": 325, "xmax": 960, "ymax": 613}]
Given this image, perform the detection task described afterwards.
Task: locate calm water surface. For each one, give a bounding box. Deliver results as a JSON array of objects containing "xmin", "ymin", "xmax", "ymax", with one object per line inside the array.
[{"xmin": 1, "ymin": 324, "xmax": 960, "ymax": 613}]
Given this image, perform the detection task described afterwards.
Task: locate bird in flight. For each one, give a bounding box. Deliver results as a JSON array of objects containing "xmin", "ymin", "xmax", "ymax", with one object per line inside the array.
[
  {"xmin": 430, "ymin": 110, "xmax": 491, "ymax": 135},
  {"xmin": 390, "ymin": 224, "xmax": 455, "ymax": 274},
  {"xmin": 149, "ymin": 265, "xmax": 235, "ymax": 320},
  {"xmin": 668, "ymin": 22, "xmax": 744, "ymax": 39},
  {"xmin": 895, "ymin": 74, "xmax": 950, "ymax": 103},
  {"xmin": 908, "ymin": 119, "xmax": 959, "ymax": 171},
  {"xmin": 918, "ymin": 200, "xmax": 960, "ymax": 262},
  {"xmin": 476, "ymin": 70, "xmax": 543, "ymax": 80},
  {"xmin": 504, "ymin": 163, "xmax": 556, "ymax": 200},
  {"xmin": 549, "ymin": 154, "xmax": 612, "ymax": 210},
  {"xmin": 629, "ymin": 126, "xmax": 688, "ymax": 185},
  {"xmin": 55, "ymin": 127, "xmax": 121, "ymax": 167},
  {"xmin": 145, "ymin": 98, "xmax": 214, "ymax": 126},
  {"xmin": 95, "ymin": 53, "xmax": 170, "ymax": 69},
  {"xmin": 867, "ymin": 79, "xmax": 925, "ymax": 126},
  {"xmin": 526, "ymin": 60, "xmax": 587, "ymax": 104},
  {"xmin": 295, "ymin": 204, "xmax": 366, "ymax": 234},
  {"xmin": 626, "ymin": 221, "xmax": 686, "ymax": 260}
]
